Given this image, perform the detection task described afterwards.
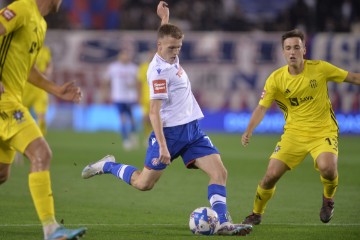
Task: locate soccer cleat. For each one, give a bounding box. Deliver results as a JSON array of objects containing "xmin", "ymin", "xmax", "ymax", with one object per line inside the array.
[
  {"xmin": 320, "ymin": 195, "xmax": 334, "ymax": 223},
  {"xmin": 46, "ymin": 226, "xmax": 87, "ymax": 240},
  {"xmin": 242, "ymin": 212, "xmax": 262, "ymax": 225},
  {"xmin": 81, "ymin": 155, "xmax": 115, "ymax": 179},
  {"xmin": 216, "ymin": 222, "xmax": 252, "ymax": 236}
]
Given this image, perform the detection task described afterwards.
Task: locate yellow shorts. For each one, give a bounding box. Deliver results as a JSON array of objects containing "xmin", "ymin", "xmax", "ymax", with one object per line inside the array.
[
  {"xmin": 270, "ymin": 132, "xmax": 338, "ymax": 170},
  {"xmin": 0, "ymin": 103, "xmax": 43, "ymax": 164}
]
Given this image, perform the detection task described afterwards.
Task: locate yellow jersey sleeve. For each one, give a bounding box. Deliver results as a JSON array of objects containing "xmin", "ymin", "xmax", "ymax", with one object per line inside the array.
[
  {"xmin": 0, "ymin": 0, "xmax": 30, "ymax": 34},
  {"xmin": 0, "ymin": 0, "xmax": 46, "ymax": 105},
  {"xmin": 137, "ymin": 62, "xmax": 150, "ymax": 105},
  {"xmin": 36, "ymin": 45, "xmax": 52, "ymax": 73},
  {"xmin": 319, "ymin": 61, "xmax": 348, "ymax": 83},
  {"xmin": 259, "ymin": 66, "xmax": 287, "ymax": 108}
]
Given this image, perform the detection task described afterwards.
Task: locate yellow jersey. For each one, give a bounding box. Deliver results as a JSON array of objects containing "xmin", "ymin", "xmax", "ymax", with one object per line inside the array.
[
  {"xmin": 137, "ymin": 61, "xmax": 150, "ymax": 107},
  {"xmin": 259, "ymin": 60, "xmax": 348, "ymax": 136},
  {"xmin": 0, "ymin": 0, "xmax": 46, "ymax": 106}
]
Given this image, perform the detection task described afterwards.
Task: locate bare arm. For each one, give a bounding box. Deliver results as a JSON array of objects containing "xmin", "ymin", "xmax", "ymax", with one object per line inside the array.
[
  {"xmin": 157, "ymin": 1, "xmax": 169, "ymax": 25},
  {"xmin": 149, "ymin": 99, "xmax": 171, "ymax": 165},
  {"xmin": 241, "ymin": 104, "xmax": 268, "ymax": 147},
  {"xmin": 28, "ymin": 65, "xmax": 82, "ymax": 103},
  {"xmin": 344, "ymin": 72, "xmax": 360, "ymax": 85}
]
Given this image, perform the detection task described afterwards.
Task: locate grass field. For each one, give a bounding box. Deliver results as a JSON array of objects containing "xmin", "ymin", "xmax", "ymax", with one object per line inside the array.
[{"xmin": 0, "ymin": 131, "xmax": 359, "ymax": 240}]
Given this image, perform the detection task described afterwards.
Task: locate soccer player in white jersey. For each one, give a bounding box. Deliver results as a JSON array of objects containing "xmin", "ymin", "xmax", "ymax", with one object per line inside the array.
[
  {"xmin": 103, "ymin": 50, "xmax": 139, "ymax": 150},
  {"xmin": 82, "ymin": 1, "xmax": 252, "ymax": 236}
]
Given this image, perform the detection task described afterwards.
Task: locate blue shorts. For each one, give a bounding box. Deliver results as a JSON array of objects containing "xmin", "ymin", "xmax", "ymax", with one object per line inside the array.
[
  {"xmin": 115, "ymin": 102, "xmax": 135, "ymax": 116},
  {"xmin": 144, "ymin": 120, "xmax": 219, "ymax": 170}
]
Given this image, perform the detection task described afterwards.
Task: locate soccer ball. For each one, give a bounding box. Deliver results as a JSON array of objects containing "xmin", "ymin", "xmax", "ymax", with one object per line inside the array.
[{"xmin": 189, "ymin": 207, "xmax": 220, "ymax": 235}]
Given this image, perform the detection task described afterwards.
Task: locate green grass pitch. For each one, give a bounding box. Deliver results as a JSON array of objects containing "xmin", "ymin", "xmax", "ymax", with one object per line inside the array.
[{"xmin": 0, "ymin": 131, "xmax": 359, "ymax": 239}]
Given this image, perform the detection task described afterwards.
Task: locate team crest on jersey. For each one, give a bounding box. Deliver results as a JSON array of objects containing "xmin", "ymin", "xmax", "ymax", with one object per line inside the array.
[
  {"xmin": 309, "ymin": 79, "xmax": 317, "ymax": 88},
  {"xmin": 153, "ymin": 79, "xmax": 167, "ymax": 94},
  {"xmin": 151, "ymin": 158, "xmax": 160, "ymax": 166},
  {"xmin": 13, "ymin": 110, "xmax": 25, "ymax": 123},
  {"xmin": 274, "ymin": 145, "xmax": 281, "ymax": 153},
  {"xmin": 1, "ymin": 8, "xmax": 16, "ymax": 21}
]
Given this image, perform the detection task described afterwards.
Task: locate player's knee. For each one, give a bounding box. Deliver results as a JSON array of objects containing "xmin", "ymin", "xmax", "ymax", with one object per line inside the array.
[
  {"xmin": 133, "ymin": 180, "xmax": 155, "ymax": 191},
  {"xmin": 261, "ymin": 172, "xmax": 280, "ymax": 188},
  {"xmin": 137, "ymin": 182, "xmax": 155, "ymax": 191},
  {"xmin": 320, "ymin": 166, "xmax": 337, "ymax": 180},
  {"xmin": 218, "ymin": 167, "xmax": 227, "ymax": 182}
]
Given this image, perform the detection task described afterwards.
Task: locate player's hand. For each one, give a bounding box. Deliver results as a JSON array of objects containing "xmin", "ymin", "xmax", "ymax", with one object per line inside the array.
[
  {"xmin": 58, "ymin": 81, "xmax": 82, "ymax": 103},
  {"xmin": 157, "ymin": 1, "xmax": 169, "ymax": 25},
  {"xmin": 158, "ymin": 145, "xmax": 171, "ymax": 165},
  {"xmin": 241, "ymin": 132, "xmax": 252, "ymax": 147},
  {"xmin": 0, "ymin": 81, "xmax": 4, "ymax": 99}
]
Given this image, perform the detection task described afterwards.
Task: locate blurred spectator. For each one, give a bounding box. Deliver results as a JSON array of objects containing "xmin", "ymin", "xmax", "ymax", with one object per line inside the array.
[{"xmin": 45, "ymin": 0, "xmax": 360, "ymax": 34}]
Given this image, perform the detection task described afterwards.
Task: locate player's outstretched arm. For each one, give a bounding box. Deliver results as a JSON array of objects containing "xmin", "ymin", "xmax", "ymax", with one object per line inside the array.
[
  {"xmin": 345, "ymin": 72, "xmax": 360, "ymax": 85},
  {"xmin": 28, "ymin": 65, "xmax": 82, "ymax": 103},
  {"xmin": 241, "ymin": 105, "xmax": 268, "ymax": 147},
  {"xmin": 157, "ymin": 1, "xmax": 169, "ymax": 25}
]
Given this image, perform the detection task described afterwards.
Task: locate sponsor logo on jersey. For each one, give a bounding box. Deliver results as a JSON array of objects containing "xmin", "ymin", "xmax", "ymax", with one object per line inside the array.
[
  {"xmin": 299, "ymin": 96, "xmax": 314, "ymax": 103},
  {"xmin": 289, "ymin": 97, "xmax": 299, "ymax": 106},
  {"xmin": 289, "ymin": 96, "xmax": 314, "ymax": 106},
  {"xmin": 1, "ymin": 8, "xmax": 16, "ymax": 21},
  {"xmin": 153, "ymin": 79, "xmax": 167, "ymax": 94},
  {"xmin": 260, "ymin": 90, "xmax": 266, "ymax": 99}
]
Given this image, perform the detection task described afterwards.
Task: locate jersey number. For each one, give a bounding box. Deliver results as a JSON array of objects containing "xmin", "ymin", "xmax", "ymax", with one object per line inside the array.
[{"xmin": 325, "ymin": 137, "xmax": 338, "ymax": 151}]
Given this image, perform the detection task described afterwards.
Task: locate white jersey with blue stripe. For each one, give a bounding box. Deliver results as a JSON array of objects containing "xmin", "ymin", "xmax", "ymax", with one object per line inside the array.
[{"xmin": 147, "ymin": 53, "xmax": 204, "ymax": 127}]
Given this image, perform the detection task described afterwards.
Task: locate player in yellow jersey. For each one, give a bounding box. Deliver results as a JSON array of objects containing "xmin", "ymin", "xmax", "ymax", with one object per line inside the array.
[
  {"xmin": 23, "ymin": 45, "xmax": 52, "ymax": 135},
  {"xmin": 241, "ymin": 29, "xmax": 360, "ymax": 225},
  {"xmin": 137, "ymin": 50, "xmax": 153, "ymax": 142},
  {"xmin": 0, "ymin": 0, "xmax": 86, "ymax": 239}
]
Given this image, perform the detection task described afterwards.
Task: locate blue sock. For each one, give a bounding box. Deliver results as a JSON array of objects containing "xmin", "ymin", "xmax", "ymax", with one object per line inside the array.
[
  {"xmin": 208, "ymin": 184, "xmax": 228, "ymax": 224},
  {"xmin": 103, "ymin": 162, "xmax": 137, "ymax": 185}
]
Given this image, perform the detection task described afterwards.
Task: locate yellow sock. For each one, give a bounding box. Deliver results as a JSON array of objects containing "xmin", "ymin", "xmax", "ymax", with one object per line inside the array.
[
  {"xmin": 29, "ymin": 171, "xmax": 56, "ymax": 225},
  {"xmin": 253, "ymin": 185, "xmax": 276, "ymax": 214},
  {"xmin": 320, "ymin": 175, "xmax": 338, "ymax": 199}
]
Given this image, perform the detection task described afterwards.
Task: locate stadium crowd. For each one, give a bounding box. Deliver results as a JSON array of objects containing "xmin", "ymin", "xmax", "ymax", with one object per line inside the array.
[
  {"xmin": 42, "ymin": 0, "xmax": 360, "ymax": 33},
  {"xmin": 2, "ymin": 0, "xmax": 359, "ymax": 33}
]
